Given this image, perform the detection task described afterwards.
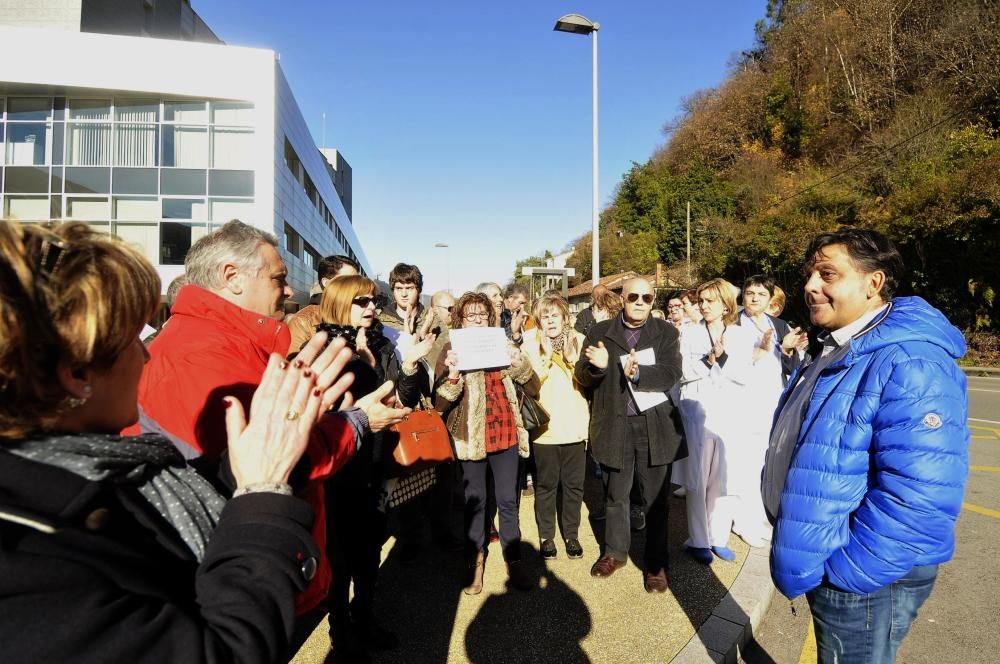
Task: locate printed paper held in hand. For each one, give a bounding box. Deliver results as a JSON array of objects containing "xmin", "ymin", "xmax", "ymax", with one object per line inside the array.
[
  {"xmin": 450, "ymin": 327, "xmax": 511, "ymax": 371},
  {"xmin": 621, "ymin": 348, "xmax": 669, "ymax": 412}
]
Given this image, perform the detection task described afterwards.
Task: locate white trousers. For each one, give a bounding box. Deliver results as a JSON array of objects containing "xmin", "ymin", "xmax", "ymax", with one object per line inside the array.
[{"xmin": 683, "ymin": 435, "xmax": 737, "ymax": 549}]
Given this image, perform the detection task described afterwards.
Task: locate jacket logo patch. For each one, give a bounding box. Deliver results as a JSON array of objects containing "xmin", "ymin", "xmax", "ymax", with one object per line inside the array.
[{"xmin": 923, "ymin": 413, "xmax": 943, "ymax": 429}]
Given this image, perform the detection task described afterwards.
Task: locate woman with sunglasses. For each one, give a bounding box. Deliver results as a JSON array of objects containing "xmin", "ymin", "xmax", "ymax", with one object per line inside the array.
[
  {"xmin": 0, "ymin": 222, "xmax": 357, "ymax": 663},
  {"xmin": 677, "ymin": 278, "xmax": 753, "ymax": 565},
  {"xmin": 316, "ymin": 275, "xmax": 433, "ymax": 660},
  {"xmin": 434, "ymin": 292, "xmax": 540, "ymax": 595}
]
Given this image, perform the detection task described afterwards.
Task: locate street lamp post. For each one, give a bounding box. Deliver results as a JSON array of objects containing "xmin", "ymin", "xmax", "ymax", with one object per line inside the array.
[
  {"xmin": 554, "ymin": 13, "xmax": 600, "ymax": 286},
  {"xmin": 434, "ymin": 242, "xmax": 451, "ymax": 294}
]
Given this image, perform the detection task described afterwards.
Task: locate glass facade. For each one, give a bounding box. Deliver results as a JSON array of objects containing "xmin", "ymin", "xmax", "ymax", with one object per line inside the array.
[{"xmin": 1, "ymin": 96, "xmax": 255, "ymax": 267}]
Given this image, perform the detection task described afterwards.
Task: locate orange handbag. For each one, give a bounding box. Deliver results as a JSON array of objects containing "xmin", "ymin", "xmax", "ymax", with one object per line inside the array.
[{"xmin": 387, "ymin": 397, "xmax": 455, "ymax": 476}]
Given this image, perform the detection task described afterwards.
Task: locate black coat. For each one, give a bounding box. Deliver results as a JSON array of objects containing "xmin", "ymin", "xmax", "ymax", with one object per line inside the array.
[
  {"xmin": 0, "ymin": 449, "xmax": 319, "ymax": 664},
  {"xmin": 575, "ymin": 316, "xmax": 686, "ymax": 470}
]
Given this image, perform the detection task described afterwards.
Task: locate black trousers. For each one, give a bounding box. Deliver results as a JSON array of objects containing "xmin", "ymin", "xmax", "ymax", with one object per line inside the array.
[
  {"xmin": 601, "ymin": 416, "xmax": 671, "ymax": 572},
  {"xmin": 533, "ymin": 442, "xmax": 586, "ymax": 540},
  {"xmin": 461, "ymin": 445, "xmax": 521, "ymax": 562},
  {"xmin": 325, "ymin": 457, "xmax": 386, "ymax": 628}
]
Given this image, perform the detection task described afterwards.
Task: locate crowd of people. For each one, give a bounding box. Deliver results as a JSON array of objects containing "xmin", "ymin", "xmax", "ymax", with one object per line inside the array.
[{"xmin": 0, "ymin": 219, "xmax": 970, "ymax": 664}]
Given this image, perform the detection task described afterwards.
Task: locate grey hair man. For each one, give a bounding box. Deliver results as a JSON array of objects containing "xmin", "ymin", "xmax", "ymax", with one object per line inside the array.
[{"xmin": 184, "ymin": 219, "xmax": 293, "ymax": 321}]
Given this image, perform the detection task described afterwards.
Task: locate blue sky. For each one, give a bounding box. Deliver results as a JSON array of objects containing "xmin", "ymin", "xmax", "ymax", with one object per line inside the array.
[{"xmin": 197, "ymin": 1, "xmax": 767, "ymax": 294}]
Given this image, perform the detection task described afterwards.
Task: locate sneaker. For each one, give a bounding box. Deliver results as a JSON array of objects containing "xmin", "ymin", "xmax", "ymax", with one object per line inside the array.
[
  {"xmin": 630, "ymin": 505, "xmax": 646, "ymax": 531},
  {"xmin": 672, "ymin": 486, "xmax": 687, "ymax": 498},
  {"xmin": 564, "ymin": 538, "xmax": 584, "ymax": 559},
  {"xmin": 686, "ymin": 546, "xmax": 714, "ymax": 565},
  {"xmin": 712, "ymin": 546, "xmax": 736, "ymax": 561},
  {"xmin": 540, "ymin": 538, "xmax": 557, "ymax": 560}
]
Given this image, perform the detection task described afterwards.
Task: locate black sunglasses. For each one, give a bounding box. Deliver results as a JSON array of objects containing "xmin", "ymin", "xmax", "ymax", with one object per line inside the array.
[
  {"xmin": 625, "ymin": 293, "xmax": 655, "ymax": 304},
  {"xmin": 352, "ymin": 295, "xmax": 383, "ymax": 308}
]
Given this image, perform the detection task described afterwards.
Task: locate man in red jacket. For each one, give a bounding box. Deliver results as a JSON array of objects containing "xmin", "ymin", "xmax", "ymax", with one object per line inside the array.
[{"xmin": 125, "ymin": 220, "xmax": 407, "ymax": 651}]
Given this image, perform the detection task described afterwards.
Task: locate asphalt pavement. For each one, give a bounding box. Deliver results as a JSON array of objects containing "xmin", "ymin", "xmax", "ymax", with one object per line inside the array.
[{"xmin": 743, "ymin": 372, "xmax": 1000, "ymax": 664}]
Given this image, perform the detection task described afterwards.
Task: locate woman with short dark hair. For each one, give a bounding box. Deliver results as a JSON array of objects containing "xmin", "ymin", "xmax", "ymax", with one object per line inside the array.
[{"xmin": 434, "ymin": 292, "xmax": 540, "ymax": 594}]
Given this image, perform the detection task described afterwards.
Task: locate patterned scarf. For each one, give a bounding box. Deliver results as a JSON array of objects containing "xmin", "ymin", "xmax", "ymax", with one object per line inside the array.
[{"xmin": 8, "ymin": 433, "xmax": 225, "ymax": 561}]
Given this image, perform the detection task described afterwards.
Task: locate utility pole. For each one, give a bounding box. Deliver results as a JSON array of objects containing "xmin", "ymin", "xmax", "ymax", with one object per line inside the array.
[{"xmin": 686, "ymin": 201, "xmax": 691, "ymax": 284}]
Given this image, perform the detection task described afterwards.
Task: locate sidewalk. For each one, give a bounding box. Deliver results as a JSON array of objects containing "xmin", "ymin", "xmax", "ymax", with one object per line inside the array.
[
  {"xmin": 961, "ymin": 365, "xmax": 1000, "ymax": 376},
  {"xmin": 291, "ymin": 489, "xmax": 774, "ymax": 664}
]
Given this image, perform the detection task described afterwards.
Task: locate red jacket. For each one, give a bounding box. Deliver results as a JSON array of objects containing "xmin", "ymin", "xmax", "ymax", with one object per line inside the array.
[{"xmin": 124, "ymin": 285, "xmax": 357, "ymax": 614}]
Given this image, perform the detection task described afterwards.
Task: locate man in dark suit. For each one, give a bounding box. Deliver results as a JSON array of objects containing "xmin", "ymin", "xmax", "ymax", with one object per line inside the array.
[{"xmin": 575, "ymin": 277, "xmax": 685, "ymax": 594}]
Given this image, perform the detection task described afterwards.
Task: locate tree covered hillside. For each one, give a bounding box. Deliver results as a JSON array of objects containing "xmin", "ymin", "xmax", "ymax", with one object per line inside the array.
[{"xmin": 558, "ymin": 0, "xmax": 999, "ymax": 336}]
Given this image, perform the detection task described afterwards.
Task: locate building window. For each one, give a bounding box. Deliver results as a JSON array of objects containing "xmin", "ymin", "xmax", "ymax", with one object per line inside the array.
[
  {"xmin": 162, "ymin": 126, "xmax": 208, "ymax": 168},
  {"xmin": 284, "ymin": 222, "xmax": 302, "ymax": 258},
  {"xmin": 164, "ymin": 101, "xmax": 207, "ymax": 124},
  {"xmin": 160, "ymin": 221, "xmax": 207, "ymax": 265},
  {"xmin": 211, "ymin": 127, "xmax": 253, "ymax": 169},
  {"xmin": 284, "ymin": 138, "xmax": 302, "ymax": 181}
]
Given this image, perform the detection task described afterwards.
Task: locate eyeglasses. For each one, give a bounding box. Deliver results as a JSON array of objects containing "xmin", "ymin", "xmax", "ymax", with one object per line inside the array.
[
  {"xmin": 437, "ymin": 305, "xmax": 454, "ymax": 313},
  {"xmin": 667, "ymin": 304, "xmax": 683, "ymax": 310},
  {"xmin": 352, "ymin": 295, "xmax": 383, "ymax": 309},
  {"xmin": 463, "ymin": 310, "xmax": 489, "ymax": 321},
  {"xmin": 625, "ymin": 293, "xmax": 655, "ymax": 304}
]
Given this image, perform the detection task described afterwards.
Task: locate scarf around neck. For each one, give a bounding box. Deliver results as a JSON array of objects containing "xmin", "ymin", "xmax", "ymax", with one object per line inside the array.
[{"xmin": 8, "ymin": 432, "xmax": 225, "ymax": 561}]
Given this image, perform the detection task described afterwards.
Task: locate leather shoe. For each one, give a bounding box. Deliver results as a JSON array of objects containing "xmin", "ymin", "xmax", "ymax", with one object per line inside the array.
[
  {"xmin": 590, "ymin": 555, "xmax": 626, "ymax": 578},
  {"xmin": 564, "ymin": 538, "xmax": 584, "ymax": 559},
  {"xmin": 644, "ymin": 568, "xmax": 668, "ymax": 594},
  {"xmin": 540, "ymin": 539, "xmax": 557, "ymax": 560}
]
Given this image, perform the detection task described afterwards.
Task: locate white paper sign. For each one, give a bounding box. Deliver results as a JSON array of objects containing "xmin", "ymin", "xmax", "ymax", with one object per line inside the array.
[
  {"xmin": 450, "ymin": 327, "xmax": 511, "ymax": 371},
  {"xmin": 620, "ymin": 347, "xmax": 670, "ymax": 412}
]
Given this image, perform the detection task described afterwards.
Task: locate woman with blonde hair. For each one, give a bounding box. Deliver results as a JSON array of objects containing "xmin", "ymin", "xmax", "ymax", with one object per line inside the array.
[
  {"xmin": 316, "ymin": 274, "xmax": 433, "ymax": 659},
  {"xmin": 434, "ymin": 292, "xmax": 540, "ymax": 594},
  {"xmin": 0, "ymin": 221, "xmax": 356, "ymax": 662},
  {"xmin": 521, "ymin": 294, "xmax": 590, "ymax": 560},
  {"xmin": 677, "ymin": 278, "xmax": 752, "ymax": 565}
]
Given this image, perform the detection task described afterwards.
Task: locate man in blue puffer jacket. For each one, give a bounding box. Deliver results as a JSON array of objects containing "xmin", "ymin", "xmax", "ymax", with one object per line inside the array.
[{"xmin": 764, "ymin": 228, "xmax": 969, "ymax": 664}]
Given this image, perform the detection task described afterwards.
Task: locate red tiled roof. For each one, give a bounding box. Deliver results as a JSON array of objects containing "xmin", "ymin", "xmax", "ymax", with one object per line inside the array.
[{"xmin": 566, "ymin": 271, "xmax": 640, "ymax": 299}]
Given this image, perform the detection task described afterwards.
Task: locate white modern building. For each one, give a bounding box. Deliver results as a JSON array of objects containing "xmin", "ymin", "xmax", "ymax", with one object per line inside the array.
[{"xmin": 0, "ymin": 4, "xmax": 369, "ymax": 302}]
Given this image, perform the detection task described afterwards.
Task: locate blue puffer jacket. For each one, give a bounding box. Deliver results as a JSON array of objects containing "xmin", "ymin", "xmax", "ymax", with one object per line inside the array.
[{"xmin": 771, "ymin": 297, "xmax": 969, "ymax": 598}]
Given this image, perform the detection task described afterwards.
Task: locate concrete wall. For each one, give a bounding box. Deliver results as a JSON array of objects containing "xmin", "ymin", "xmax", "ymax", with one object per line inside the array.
[{"xmin": 0, "ymin": 0, "xmax": 82, "ymax": 32}]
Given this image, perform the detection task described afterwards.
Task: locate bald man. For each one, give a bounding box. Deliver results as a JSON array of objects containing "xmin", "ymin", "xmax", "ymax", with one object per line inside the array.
[
  {"xmin": 575, "ymin": 278, "xmax": 685, "ymax": 593},
  {"xmin": 430, "ymin": 290, "xmax": 456, "ymax": 330}
]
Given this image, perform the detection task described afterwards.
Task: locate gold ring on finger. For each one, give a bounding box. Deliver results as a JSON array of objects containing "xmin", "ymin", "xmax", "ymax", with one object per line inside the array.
[{"xmin": 285, "ymin": 409, "xmax": 300, "ymax": 421}]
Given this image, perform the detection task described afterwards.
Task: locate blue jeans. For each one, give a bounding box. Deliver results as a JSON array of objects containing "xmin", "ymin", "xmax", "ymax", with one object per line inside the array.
[{"xmin": 806, "ymin": 564, "xmax": 938, "ymax": 664}]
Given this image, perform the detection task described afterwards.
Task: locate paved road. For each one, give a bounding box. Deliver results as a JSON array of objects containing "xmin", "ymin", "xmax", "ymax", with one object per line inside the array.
[{"xmin": 744, "ymin": 374, "xmax": 1000, "ymax": 663}]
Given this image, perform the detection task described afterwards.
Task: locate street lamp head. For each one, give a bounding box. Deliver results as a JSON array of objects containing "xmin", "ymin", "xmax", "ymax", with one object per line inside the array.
[
  {"xmin": 434, "ymin": 243, "xmax": 449, "ymax": 248},
  {"xmin": 554, "ymin": 13, "xmax": 599, "ymax": 35}
]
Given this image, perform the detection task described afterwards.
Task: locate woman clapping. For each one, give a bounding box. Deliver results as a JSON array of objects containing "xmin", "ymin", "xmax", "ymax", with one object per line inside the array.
[{"xmin": 521, "ymin": 295, "xmax": 590, "ymax": 561}]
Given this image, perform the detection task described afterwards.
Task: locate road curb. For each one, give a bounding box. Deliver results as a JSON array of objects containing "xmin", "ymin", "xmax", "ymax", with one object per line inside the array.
[
  {"xmin": 671, "ymin": 545, "xmax": 775, "ymax": 663},
  {"xmin": 962, "ymin": 365, "xmax": 1000, "ymax": 376}
]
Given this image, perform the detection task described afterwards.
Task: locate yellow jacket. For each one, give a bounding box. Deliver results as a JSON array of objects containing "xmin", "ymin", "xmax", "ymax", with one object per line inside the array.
[{"xmin": 522, "ymin": 329, "xmax": 590, "ymax": 445}]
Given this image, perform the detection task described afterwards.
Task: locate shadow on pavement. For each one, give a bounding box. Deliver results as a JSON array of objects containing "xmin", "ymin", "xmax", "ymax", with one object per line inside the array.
[{"xmin": 465, "ymin": 543, "xmax": 591, "ymax": 664}]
